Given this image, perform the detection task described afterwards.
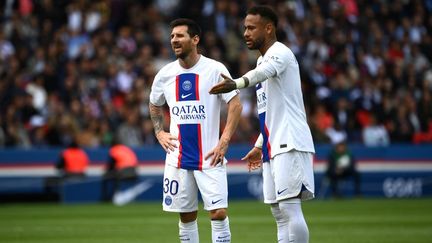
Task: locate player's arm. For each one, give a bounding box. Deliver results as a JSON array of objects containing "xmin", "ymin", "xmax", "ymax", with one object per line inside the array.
[
  {"xmin": 210, "ymin": 52, "xmax": 284, "ymax": 94},
  {"xmin": 209, "ymin": 66, "xmax": 274, "ymax": 94},
  {"xmin": 149, "ymin": 102, "xmax": 177, "ymax": 153},
  {"xmin": 206, "ymin": 94, "xmax": 242, "ymax": 166},
  {"xmin": 242, "ymin": 134, "xmax": 263, "ymax": 172}
]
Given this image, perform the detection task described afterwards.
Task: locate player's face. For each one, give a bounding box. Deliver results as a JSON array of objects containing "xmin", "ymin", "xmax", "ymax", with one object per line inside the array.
[
  {"xmin": 243, "ymin": 14, "xmax": 266, "ymax": 50},
  {"xmin": 170, "ymin": 25, "xmax": 197, "ymax": 59}
]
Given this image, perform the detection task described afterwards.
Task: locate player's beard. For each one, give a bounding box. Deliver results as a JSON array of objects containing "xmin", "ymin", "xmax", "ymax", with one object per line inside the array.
[
  {"xmin": 246, "ymin": 35, "xmax": 265, "ymax": 50},
  {"xmin": 174, "ymin": 44, "xmax": 193, "ymax": 59},
  {"xmin": 176, "ymin": 51, "xmax": 188, "ymax": 59},
  {"xmin": 173, "ymin": 40, "xmax": 192, "ymax": 59}
]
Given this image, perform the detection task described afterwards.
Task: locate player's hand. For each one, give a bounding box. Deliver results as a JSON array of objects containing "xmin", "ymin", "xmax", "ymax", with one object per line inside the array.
[
  {"xmin": 156, "ymin": 131, "xmax": 178, "ymax": 153},
  {"xmin": 205, "ymin": 138, "xmax": 229, "ymax": 167},
  {"xmin": 209, "ymin": 74, "xmax": 237, "ymax": 94},
  {"xmin": 241, "ymin": 147, "xmax": 263, "ymax": 172}
]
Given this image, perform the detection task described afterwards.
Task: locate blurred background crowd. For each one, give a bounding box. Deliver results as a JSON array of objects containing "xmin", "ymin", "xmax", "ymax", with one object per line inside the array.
[{"xmin": 0, "ymin": 0, "xmax": 431, "ymax": 149}]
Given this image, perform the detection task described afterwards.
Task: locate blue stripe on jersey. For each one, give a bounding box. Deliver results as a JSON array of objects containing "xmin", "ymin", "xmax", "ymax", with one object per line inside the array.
[
  {"xmin": 256, "ymin": 82, "xmax": 270, "ymax": 162},
  {"xmin": 259, "ymin": 112, "xmax": 271, "ymax": 162},
  {"xmin": 178, "ymin": 124, "xmax": 203, "ymax": 170},
  {"xmin": 177, "ymin": 73, "xmax": 199, "ymax": 101}
]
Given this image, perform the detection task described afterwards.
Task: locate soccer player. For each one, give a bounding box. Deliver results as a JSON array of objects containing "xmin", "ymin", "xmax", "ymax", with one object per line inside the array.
[
  {"xmin": 209, "ymin": 6, "xmax": 315, "ymax": 243},
  {"xmin": 149, "ymin": 18, "xmax": 241, "ymax": 243}
]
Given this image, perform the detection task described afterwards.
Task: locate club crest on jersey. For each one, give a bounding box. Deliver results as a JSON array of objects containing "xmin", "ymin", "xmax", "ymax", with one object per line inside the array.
[
  {"xmin": 176, "ymin": 73, "xmax": 199, "ymax": 101},
  {"xmin": 164, "ymin": 195, "xmax": 172, "ymax": 205},
  {"xmin": 182, "ymin": 80, "xmax": 192, "ymax": 91}
]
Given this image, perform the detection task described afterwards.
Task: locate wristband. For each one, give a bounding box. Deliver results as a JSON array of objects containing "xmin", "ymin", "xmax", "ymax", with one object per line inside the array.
[
  {"xmin": 254, "ymin": 134, "xmax": 263, "ymax": 149},
  {"xmin": 234, "ymin": 77, "xmax": 250, "ymax": 89}
]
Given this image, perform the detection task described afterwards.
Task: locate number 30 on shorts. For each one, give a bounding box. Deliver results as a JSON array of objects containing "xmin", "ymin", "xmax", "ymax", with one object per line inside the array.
[{"xmin": 163, "ymin": 178, "xmax": 179, "ymax": 195}]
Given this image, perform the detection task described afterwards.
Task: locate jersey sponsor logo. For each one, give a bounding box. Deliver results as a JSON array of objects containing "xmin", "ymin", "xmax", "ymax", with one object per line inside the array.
[
  {"xmin": 211, "ymin": 199, "xmax": 222, "ymax": 204},
  {"xmin": 256, "ymin": 83, "xmax": 271, "ymax": 161},
  {"xmin": 171, "ymin": 104, "xmax": 206, "ymax": 120},
  {"xmin": 256, "ymin": 91, "xmax": 267, "ymax": 112},
  {"xmin": 256, "ymin": 83, "xmax": 267, "ymax": 114}
]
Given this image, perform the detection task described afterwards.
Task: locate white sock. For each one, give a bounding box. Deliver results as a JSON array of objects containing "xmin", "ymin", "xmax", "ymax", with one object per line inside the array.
[
  {"xmin": 211, "ymin": 216, "xmax": 231, "ymax": 243},
  {"xmin": 271, "ymin": 204, "xmax": 289, "ymax": 242},
  {"xmin": 279, "ymin": 199, "xmax": 309, "ymax": 243},
  {"xmin": 179, "ymin": 220, "xmax": 199, "ymax": 243}
]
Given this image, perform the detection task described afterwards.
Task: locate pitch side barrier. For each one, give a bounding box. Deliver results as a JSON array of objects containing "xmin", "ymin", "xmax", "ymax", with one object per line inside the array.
[{"xmin": 0, "ymin": 144, "xmax": 431, "ymax": 203}]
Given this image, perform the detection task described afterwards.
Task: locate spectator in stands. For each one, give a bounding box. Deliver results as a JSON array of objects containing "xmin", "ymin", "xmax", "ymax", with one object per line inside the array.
[
  {"xmin": 311, "ymin": 103, "xmax": 333, "ymax": 143},
  {"xmin": 362, "ymin": 115, "xmax": 390, "ymax": 147},
  {"xmin": 101, "ymin": 139, "xmax": 139, "ymax": 201},
  {"xmin": 326, "ymin": 137, "xmax": 361, "ymax": 198},
  {"xmin": 116, "ymin": 107, "xmax": 144, "ymax": 147},
  {"xmin": 0, "ymin": 1, "xmax": 431, "ymax": 148}
]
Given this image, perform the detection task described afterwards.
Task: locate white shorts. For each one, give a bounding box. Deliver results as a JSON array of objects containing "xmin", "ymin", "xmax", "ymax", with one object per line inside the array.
[
  {"xmin": 262, "ymin": 150, "xmax": 315, "ymax": 204},
  {"xmin": 162, "ymin": 164, "xmax": 228, "ymax": 212}
]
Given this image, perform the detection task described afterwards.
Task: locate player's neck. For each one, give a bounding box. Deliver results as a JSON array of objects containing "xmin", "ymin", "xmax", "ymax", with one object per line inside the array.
[
  {"xmin": 259, "ymin": 38, "xmax": 277, "ymax": 56},
  {"xmin": 179, "ymin": 52, "xmax": 201, "ymax": 69}
]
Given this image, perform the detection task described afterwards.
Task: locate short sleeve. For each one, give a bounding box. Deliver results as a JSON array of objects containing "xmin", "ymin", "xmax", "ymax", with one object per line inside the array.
[
  {"xmin": 149, "ymin": 72, "xmax": 166, "ymax": 106},
  {"xmin": 255, "ymin": 44, "xmax": 294, "ymax": 79}
]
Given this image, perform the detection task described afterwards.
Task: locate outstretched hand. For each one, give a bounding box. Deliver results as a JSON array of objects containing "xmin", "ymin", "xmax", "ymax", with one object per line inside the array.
[
  {"xmin": 241, "ymin": 147, "xmax": 263, "ymax": 172},
  {"xmin": 209, "ymin": 73, "xmax": 237, "ymax": 94}
]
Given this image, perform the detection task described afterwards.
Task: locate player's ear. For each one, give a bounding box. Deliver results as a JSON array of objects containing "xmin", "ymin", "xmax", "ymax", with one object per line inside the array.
[
  {"xmin": 265, "ymin": 23, "xmax": 273, "ymax": 35},
  {"xmin": 192, "ymin": 35, "xmax": 200, "ymax": 45}
]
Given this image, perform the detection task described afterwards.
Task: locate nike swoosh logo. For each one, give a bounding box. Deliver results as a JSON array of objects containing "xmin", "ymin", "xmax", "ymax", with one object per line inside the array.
[
  {"xmin": 113, "ymin": 180, "xmax": 153, "ymax": 206},
  {"xmin": 212, "ymin": 199, "xmax": 222, "ymax": 204},
  {"xmin": 218, "ymin": 235, "xmax": 230, "ymax": 239},
  {"xmin": 277, "ymin": 188, "xmax": 288, "ymax": 195},
  {"xmin": 181, "ymin": 93, "xmax": 192, "ymax": 99}
]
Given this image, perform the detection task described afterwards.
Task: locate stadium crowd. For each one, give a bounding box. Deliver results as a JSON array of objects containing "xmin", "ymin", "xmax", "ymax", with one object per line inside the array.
[{"xmin": 0, "ymin": 0, "xmax": 431, "ymax": 148}]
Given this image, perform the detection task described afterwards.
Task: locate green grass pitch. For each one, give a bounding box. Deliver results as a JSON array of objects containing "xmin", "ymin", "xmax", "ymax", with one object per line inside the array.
[{"xmin": 1, "ymin": 199, "xmax": 432, "ymax": 242}]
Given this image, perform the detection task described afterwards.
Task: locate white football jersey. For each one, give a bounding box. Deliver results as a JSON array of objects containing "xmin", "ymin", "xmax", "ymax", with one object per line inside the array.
[
  {"xmin": 254, "ymin": 42, "xmax": 315, "ymax": 161},
  {"xmin": 150, "ymin": 55, "xmax": 238, "ymax": 170}
]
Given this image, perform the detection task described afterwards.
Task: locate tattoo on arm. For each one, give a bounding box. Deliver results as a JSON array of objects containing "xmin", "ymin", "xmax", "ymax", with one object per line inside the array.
[{"xmin": 149, "ymin": 104, "xmax": 164, "ymax": 136}]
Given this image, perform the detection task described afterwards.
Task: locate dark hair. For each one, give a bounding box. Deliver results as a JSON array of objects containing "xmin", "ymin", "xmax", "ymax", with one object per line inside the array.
[
  {"xmin": 247, "ymin": 5, "xmax": 278, "ymax": 28},
  {"xmin": 170, "ymin": 18, "xmax": 202, "ymax": 38}
]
